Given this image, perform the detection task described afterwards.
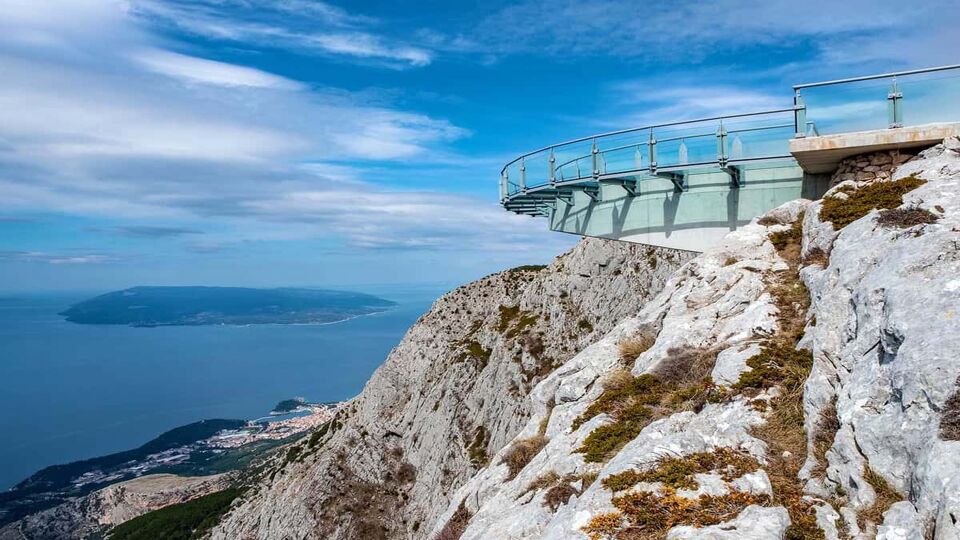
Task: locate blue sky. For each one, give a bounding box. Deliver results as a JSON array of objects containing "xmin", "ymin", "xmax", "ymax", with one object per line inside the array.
[{"xmin": 1, "ymin": 0, "xmax": 957, "ymax": 291}]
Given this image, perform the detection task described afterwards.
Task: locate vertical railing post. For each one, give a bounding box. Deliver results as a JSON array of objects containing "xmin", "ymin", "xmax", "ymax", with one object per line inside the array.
[
  {"xmin": 500, "ymin": 171, "xmax": 507, "ymax": 200},
  {"xmin": 591, "ymin": 139, "xmax": 599, "ymax": 179},
  {"xmin": 888, "ymin": 77, "xmax": 903, "ymax": 128},
  {"xmin": 716, "ymin": 120, "xmax": 728, "ymax": 167},
  {"xmin": 794, "ymin": 90, "xmax": 807, "ymax": 138},
  {"xmin": 519, "ymin": 157, "xmax": 526, "ymax": 191},
  {"xmin": 648, "ymin": 129, "xmax": 657, "ymax": 174},
  {"xmin": 548, "ymin": 148, "xmax": 556, "ymax": 186}
]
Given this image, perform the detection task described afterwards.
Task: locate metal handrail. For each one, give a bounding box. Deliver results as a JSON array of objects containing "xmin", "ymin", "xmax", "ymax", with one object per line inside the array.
[
  {"xmin": 500, "ymin": 106, "xmax": 800, "ymax": 174},
  {"xmin": 794, "ymin": 64, "xmax": 960, "ymax": 90}
]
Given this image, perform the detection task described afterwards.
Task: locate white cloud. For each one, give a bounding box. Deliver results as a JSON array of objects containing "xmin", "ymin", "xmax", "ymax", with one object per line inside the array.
[
  {"xmin": 0, "ymin": 0, "xmax": 533, "ymax": 257},
  {"xmin": 134, "ymin": 49, "xmax": 305, "ymax": 89},
  {"xmin": 130, "ymin": 0, "xmax": 434, "ymax": 69}
]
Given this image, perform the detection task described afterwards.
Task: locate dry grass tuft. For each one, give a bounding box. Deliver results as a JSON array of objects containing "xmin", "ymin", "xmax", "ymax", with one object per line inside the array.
[
  {"xmin": 618, "ymin": 333, "xmax": 656, "ymax": 363},
  {"xmin": 651, "ymin": 347, "xmax": 720, "ymax": 386},
  {"xmin": 523, "ymin": 471, "xmax": 560, "ymax": 494},
  {"xmin": 582, "ymin": 488, "xmax": 769, "ymax": 540},
  {"xmin": 876, "ymin": 206, "xmax": 939, "ymax": 229},
  {"xmin": 544, "ymin": 483, "xmax": 579, "ymax": 512},
  {"xmin": 501, "ymin": 435, "xmax": 548, "ymax": 479},
  {"xmin": 940, "ymin": 377, "xmax": 960, "ymax": 441},
  {"xmin": 857, "ymin": 466, "xmax": 903, "ymax": 532},
  {"xmin": 434, "ymin": 499, "xmax": 472, "ymax": 540},
  {"xmin": 802, "ymin": 247, "xmax": 830, "ymax": 267},
  {"xmin": 811, "ymin": 400, "xmax": 840, "ymax": 478}
]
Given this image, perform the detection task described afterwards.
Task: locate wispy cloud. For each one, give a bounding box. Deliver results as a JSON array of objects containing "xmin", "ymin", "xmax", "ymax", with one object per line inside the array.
[
  {"xmin": 133, "ymin": 49, "xmax": 305, "ymax": 89},
  {"xmin": 92, "ymin": 225, "xmax": 204, "ymax": 238},
  {"xmin": 0, "ymin": 251, "xmax": 119, "ymax": 265},
  {"xmin": 604, "ymin": 83, "xmax": 787, "ymax": 126},
  {"xmin": 131, "ymin": 0, "xmax": 433, "ymax": 68},
  {"xmin": 459, "ymin": 0, "xmax": 957, "ymax": 70}
]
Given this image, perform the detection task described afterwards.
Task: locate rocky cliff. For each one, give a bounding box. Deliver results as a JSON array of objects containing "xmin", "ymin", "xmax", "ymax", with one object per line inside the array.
[
  {"xmin": 212, "ymin": 239, "xmax": 693, "ymax": 539},
  {"xmin": 213, "ymin": 139, "xmax": 960, "ymax": 540},
  {"xmin": 426, "ymin": 139, "xmax": 960, "ymax": 539}
]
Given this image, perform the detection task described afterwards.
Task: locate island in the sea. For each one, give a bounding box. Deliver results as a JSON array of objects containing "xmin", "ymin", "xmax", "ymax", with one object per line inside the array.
[{"xmin": 60, "ymin": 286, "xmax": 396, "ymax": 327}]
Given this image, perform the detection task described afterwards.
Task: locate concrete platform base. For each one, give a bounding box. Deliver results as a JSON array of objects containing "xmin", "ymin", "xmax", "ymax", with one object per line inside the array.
[{"xmin": 790, "ymin": 123, "xmax": 960, "ymax": 174}]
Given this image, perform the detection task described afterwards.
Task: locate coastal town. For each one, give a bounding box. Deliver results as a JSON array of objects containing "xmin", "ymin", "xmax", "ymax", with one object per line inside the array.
[{"xmin": 72, "ymin": 402, "xmax": 343, "ymax": 489}]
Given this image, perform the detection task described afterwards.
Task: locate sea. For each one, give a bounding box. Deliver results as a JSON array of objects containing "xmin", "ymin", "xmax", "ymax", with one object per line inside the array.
[{"xmin": 0, "ymin": 285, "xmax": 447, "ymax": 490}]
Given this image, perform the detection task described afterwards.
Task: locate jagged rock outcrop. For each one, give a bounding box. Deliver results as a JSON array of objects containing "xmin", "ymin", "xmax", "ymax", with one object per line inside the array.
[
  {"xmin": 213, "ymin": 239, "xmax": 693, "ymax": 539},
  {"xmin": 430, "ymin": 139, "xmax": 960, "ymax": 539},
  {"xmin": 800, "ymin": 140, "xmax": 960, "ymax": 538},
  {"xmin": 0, "ymin": 474, "xmax": 228, "ymax": 540}
]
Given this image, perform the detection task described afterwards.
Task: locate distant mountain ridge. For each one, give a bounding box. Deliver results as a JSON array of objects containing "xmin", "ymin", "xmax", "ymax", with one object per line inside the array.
[{"xmin": 60, "ymin": 286, "xmax": 396, "ymax": 327}]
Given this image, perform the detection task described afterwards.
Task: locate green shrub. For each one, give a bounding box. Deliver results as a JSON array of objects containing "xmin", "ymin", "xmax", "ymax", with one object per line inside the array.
[
  {"xmin": 819, "ymin": 175, "xmax": 926, "ymax": 230},
  {"xmin": 107, "ymin": 488, "xmax": 242, "ymax": 540}
]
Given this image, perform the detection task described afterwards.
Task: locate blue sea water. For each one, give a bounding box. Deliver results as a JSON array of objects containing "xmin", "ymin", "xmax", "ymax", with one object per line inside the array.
[{"xmin": 0, "ymin": 285, "xmax": 445, "ymax": 490}]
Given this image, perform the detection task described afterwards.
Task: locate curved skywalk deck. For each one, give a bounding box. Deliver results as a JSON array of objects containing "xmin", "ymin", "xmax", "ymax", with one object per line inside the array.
[{"xmin": 501, "ymin": 65, "xmax": 960, "ymax": 251}]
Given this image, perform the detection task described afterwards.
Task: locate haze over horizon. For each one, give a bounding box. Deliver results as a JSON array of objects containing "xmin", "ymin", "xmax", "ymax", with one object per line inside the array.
[{"xmin": 2, "ymin": 0, "xmax": 958, "ymax": 291}]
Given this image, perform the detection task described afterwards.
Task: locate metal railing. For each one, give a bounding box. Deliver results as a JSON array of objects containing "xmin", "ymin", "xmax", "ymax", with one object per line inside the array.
[{"xmin": 500, "ymin": 108, "xmax": 798, "ymax": 200}]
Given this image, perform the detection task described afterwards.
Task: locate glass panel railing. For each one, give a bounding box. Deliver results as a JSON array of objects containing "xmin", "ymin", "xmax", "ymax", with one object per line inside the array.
[
  {"xmin": 797, "ymin": 79, "xmax": 889, "ymax": 134},
  {"xmin": 895, "ymin": 72, "xmax": 960, "ymax": 127},
  {"xmin": 794, "ymin": 65, "xmax": 960, "ymax": 136}
]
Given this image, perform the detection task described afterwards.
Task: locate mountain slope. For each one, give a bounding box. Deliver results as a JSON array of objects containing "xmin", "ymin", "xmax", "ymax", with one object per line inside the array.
[{"xmin": 211, "ymin": 239, "xmax": 694, "ymax": 539}]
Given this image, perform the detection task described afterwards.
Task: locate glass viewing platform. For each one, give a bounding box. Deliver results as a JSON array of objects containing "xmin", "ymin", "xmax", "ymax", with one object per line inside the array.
[{"xmin": 500, "ymin": 65, "xmax": 960, "ymax": 251}]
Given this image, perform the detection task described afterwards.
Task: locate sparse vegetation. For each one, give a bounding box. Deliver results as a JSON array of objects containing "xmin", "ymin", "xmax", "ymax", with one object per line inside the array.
[
  {"xmin": 819, "ymin": 175, "xmax": 926, "ymax": 230},
  {"xmin": 802, "ymin": 247, "xmax": 830, "ymax": 267},
  {"xmin": 544, "ymin": 482, "xmax": 579, "ymax": 511},
  {"xmin": 578, "ymin": 318, "xmax": 594, "ymax": 333},
  {"xmin": 582, "ymin": 487, "xmax": 770, "ymax": 540},
  {"xmin": 601, "ymin": 447, "xmax": 760, "ymax": 492},
  {"xmin": 857, "ymin": 466, "xmax": 903, "ymax": 532},
  {"xmin": 506, "ymin": 264, "xmax": 547, "ymax": 273},
  {"xmin": 940, "ymin": 377, "xmax": 960, "ymax": 440},
  {"xmin": 497, "ymin": 304, "xmax": 540, "ymax": 339},
  {"xmin": 651, "ymin": 347, "xmax": 719, "ymax": 385},
  {"xmin": 435, "ymin": 499, "xmax": 472, "ymax": 540},
  {"xmin": 575, "ymin": 347, "xmax": 724, "ymax": 463},
  {"xmin": 741, "ymin": 212, "xmax": 823, "ymax": 539},
  {"xmin": 456, "ymin": 339, "xmax": 491, "ymax": 368},
  {"xmin": 501, "ymin": 435, "xmax": 548, "ymax": 479},
  {"xmin": 876, "ymin": 206, "xmax": 939, "ymax": 229},
  {"xmin": 467, "ymin": 426, "xmax": 490, "ymax": 467},
  {"xmin": 811, "ymin": 400, "xmax": 840, "ymax": 478}
]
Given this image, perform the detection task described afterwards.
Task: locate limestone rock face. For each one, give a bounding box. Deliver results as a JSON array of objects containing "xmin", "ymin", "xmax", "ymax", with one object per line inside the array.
[
  {"xmin": 432, "ymin": 200, "xmax": 799, "ymax": 540},
  {"xmin": 429, "ymin": 139, "xmax": 960, "ymax": 539},
  {"xmin": 212, "ymin": 239, "xmax": 693, "ymax": 540},
  {"xmin": 0, "ymin": 474, "xmax": 228, "ymax": 540},
  {"xmin": 801, "ymin": 140, "xmax": 960, "ymax": 538}
]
